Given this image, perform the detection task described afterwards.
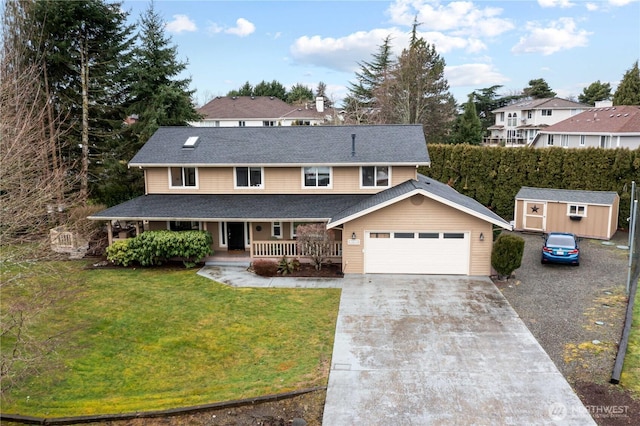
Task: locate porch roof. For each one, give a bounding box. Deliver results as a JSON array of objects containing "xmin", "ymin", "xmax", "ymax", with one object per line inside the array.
[{"xmin": 88, "ymin": 193, "xmax": 370, "ymax": 222}]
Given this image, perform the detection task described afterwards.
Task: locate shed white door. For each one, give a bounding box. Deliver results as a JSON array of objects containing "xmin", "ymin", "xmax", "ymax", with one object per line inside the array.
[{"xmin": 364, "ymin": 231, "xmax": 470, "ymax": 275}]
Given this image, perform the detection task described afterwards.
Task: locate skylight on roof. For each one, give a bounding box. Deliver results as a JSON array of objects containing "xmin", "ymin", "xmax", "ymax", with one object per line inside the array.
[{"xmin": 183, "ymin": 136, "xmax": 199, "ymax": 148}]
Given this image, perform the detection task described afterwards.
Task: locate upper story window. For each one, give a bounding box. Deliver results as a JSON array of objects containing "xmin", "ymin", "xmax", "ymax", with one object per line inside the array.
[
  {"xmin": 303, "ymin": 166, "xmax": 331, "ymax": 188},
  {"xmin": 235, "ymin": 167, "xmax": 263, "ymax": 188},
  {"xmin": 170, "ymin": 167, "xmax": 197, "ymax": 188},
  {"xmin": 527, "ymin": 111, "xmax": 532, "ymax": 119},
  {"xmin": 263, "ymin": 121, "xmax": 275, "ymax": 127},
  {"xmin": 361, "ymin": 166, "xmax": 390, "ymax": 188},
  {"xmin": 498, "ymin": 112, "xmax": 504, "ymax": 122},
  {"xmin": 541, "ymin": 109, "xmax": 552, "ymax": 116}
]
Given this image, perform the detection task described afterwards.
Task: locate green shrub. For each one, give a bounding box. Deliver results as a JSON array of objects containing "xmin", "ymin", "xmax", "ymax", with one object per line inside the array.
[
  {"xmin": 253, "ymin": 259, "xmax": 278, "ymax": 277},
  {"xmin": 491, "ymin": 233, "xmax": 525, "ymax": 280},
  {"xmin": 277, "ymin": 256, "xmax": 300, "ymax": 275},
  {"xmin": 106, "ymin": 230, "xmax": 212, "ymax": 267}
]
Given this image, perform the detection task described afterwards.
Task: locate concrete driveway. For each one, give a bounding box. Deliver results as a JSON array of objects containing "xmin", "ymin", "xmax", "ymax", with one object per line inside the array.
[{"xmin": 322, "ymin": 275, "xmax": 595, "ymax": 425}]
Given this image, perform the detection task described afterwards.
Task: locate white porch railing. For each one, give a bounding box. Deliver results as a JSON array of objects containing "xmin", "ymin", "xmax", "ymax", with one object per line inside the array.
[{"xmin": 252, "ymin": 240, "xmax": 342, "ymax": 258}]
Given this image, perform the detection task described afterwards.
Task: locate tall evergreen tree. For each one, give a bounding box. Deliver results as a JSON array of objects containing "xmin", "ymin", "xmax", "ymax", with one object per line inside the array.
[
  {"xmin": 286, "ymin": 83, "xmax": 314, "ymax": 104},
  {"xmin": 448, "ymin": 94, "xmax": 483, "ymax": 145},
  {"xmin": 472, "ymin": 85, "xmax": 522, "ymax": 131},
  {"xmin": 613, "ymin": 61, "xmax": 640, "ymax": 105},
  {"xmin": 523, "ymin": 78, "xmax": 556, "ymax": 99},
  {"xmin": 128, "ymin": 1, "xmax": 200, "ymax": 144},
  {"xmin": 227, "ymin": 81, "xmax": 253, "ymax": 97},
  {"xmin": 29, "ymin": 0, "xmax": 135, "ymax": 203},
  {"xmin": 377, "ymin": 23, "xmax": 456, "ymax": 143},
  {"xmin": 343, "ymin": 35, "xmax": 393, "ymax": 123},
  {"xmin": 578, "ymin": 80, "xmax": 611, "ymax": 105},
  {"xmin": 253, "ymin": 80, "xmax": 287, "ymax": 100}
]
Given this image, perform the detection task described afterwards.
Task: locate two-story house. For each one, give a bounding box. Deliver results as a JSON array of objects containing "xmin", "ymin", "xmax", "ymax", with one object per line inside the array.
[
  {"xmin": 89, "ymin": 125, "xmax": 511, "ymax": 275},
  {"xmin": 189, "ymin": 96, "xmax": 336, "ymax": 127},
  {"xmin": 530, "ymin": 105, "xmax": 640, "ymax": 149},
  {"xmin": 485, "ymin": 97, "xmax": 590, "ymax": 146}
]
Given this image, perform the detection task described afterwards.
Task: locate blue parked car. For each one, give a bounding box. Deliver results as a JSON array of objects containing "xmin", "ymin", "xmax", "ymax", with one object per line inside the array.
[{"xmin": 541, "ymin": 232, "xmax": 580, "ymax": 266}]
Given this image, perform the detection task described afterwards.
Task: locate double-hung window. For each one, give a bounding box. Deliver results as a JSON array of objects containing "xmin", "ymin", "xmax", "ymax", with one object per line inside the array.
[
  {"xmin": 561, "ymin": 135, "xmax": 569, "ymax": 147},
  {"xmin": 235, "ymin": 167, "xmax": 263, "ymax": 188},
  {"xmin": 272, "ymin": 221, "xmax": 282, "ymax": 238},
  {"xmin": 303, "ymin": 166, "xmax": 331, "ymax": 188},
  {"xmin": 542, "ymin": 109, "xmax": 552, "ymax": 116},
  {"xmin": 170, "ymin": 167, "xmax": 197, "ymax": 188},
  {"xmin": 547, "ymin": 135, "xmax": 554, "ymax": 146},
  {"xmin": 361, "ymin": 166, "xmax": 390, "ymax": 187}
]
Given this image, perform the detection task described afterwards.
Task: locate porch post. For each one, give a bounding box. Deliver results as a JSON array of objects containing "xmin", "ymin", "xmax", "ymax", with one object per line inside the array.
[
  {"xmin": 249, "ymin": 222, "xmax": 254, "ymax": 258},
  {"xmin": 107, "ymin": 221, "xmax": 113, "ymax": 246}
]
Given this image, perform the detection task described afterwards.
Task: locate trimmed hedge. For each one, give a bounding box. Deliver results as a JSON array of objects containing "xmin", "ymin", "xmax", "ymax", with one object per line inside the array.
[
  {"xmin": 421, "ymin": 145, "xmax": 640, "ymax": 229},
  {"xmin": 106, "ymin": 230, "xmax": 213, "ymax": 267}
]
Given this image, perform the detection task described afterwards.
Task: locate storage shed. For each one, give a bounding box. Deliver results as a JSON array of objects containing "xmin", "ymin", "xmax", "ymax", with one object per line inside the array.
[{"xmin": 514, "ymin": 187, "xmax": 619, "ymax": 240}]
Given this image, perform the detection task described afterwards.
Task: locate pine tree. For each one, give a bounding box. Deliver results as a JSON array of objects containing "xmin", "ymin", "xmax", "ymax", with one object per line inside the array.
[
  {"xmin": 377, "ymin": 22, "xmax": 456, "ymax": 143},
  {"xmin": 613, "ymin": 61, "xmax": 640, "ymax": 105},
  {"xmin": 578, "ymin": 80, "xmax": 611, "ymax": 105},
  {"xmin": 29, "ymin": 0, "xmax": 135, "ymax": 203},
  {"xmin": 343, "ymin": 36, "xmax": 393, "ymax": 123},
  {"xmin": 128, "ymin": 1, "xmax": 200, "ymax": 144},
  {"xmin": 449, "ymin": 94, "xmax": 483, "ymax": 145},
  {"xmin": 523, "ymin": 78, "xmax": 556, "ymax": 99}
]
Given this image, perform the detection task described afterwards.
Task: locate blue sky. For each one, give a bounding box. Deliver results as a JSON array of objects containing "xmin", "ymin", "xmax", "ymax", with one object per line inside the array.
[{"xmin": 121, "ymin": 0, "xmax": 640, "ymax": 106}]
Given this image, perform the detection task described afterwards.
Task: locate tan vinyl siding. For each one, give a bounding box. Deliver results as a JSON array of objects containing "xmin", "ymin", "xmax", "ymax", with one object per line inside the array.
[
  {"xmin": 341, "ymin": 195, "xmax": 493, "ymax": 275},
  {"xmin": 144, "ymin": 166, "xmax": 418, "ymax": 194}
]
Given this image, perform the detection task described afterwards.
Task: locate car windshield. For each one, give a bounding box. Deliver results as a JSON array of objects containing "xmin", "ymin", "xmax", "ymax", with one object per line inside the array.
[{"xmin": 547, "ymin": 235, "xmax": 576, "ymax": 248}]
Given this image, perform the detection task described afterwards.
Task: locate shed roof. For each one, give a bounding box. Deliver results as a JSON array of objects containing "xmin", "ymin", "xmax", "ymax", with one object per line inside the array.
[
  {"xmin": 129, "ymin": 125, "xmax": 430, "ymax": 167},
  {"xmin": 515, "ymin": 187, "xmax": 619, "ymax": 205}
]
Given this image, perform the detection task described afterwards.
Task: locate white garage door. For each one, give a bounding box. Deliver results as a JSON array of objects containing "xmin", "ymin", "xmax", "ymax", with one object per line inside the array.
[{"xmin": 364, "ymin": 231, "xmax": 470, "ymax": 274}]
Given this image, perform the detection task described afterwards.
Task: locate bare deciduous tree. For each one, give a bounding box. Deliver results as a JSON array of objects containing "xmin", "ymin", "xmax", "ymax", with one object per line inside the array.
[{"xmin": 295, "ymin": 223, "xmax": 335, "ymax": 270}]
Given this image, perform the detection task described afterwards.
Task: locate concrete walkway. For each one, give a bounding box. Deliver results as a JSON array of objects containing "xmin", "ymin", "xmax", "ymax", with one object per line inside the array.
[{"xmin": 198, "ymin": 266, "xmax": 594, "ymax": 424}]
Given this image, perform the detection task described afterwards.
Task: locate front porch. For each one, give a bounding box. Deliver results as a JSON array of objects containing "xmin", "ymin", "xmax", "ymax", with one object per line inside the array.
[{"xmin": 205, "ymin": 239, "xmax": 343, "ymax": 266}]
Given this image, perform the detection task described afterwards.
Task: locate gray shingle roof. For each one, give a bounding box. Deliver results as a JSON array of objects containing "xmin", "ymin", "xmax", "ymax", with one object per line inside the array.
[
  {"xmin": 515, "ymin": 187, "xmax": 618, "ymax": 205},
  {"xmin": 492, "ymin": 97, "xmax": 589, "ymax": 113},
  {"xmin": 129, "ymin": 125, "xmax": 430, "ymax": 166},
  {"xmin": 88, "ymin": 194, "xmax": 371, "ymax": 221},
  {"xmin": 328, "ymin": 174, "xmax": 511, "ymax": 228}
]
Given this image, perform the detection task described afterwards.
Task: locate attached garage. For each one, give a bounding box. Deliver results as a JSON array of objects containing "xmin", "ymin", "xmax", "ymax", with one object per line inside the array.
[
  {"xmin": 364, "ymin": 231, "xmax": 469, "ymax": 274},
  {"xmin": 329, "ymin": 175, "xmax": 512, "ymax": 276}
]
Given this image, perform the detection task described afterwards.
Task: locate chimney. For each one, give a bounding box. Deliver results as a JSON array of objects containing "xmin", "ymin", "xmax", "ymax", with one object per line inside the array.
[
  {"xmin": 316, "ymin": 96, "xmax": 324, "ymax": 113},
  {"xmin": 351, "ymin": 134, "xmax": 356, "ymax": 157}
]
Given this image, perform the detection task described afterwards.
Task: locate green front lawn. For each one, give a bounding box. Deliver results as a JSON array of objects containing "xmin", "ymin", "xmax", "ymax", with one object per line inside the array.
[{"xmin": 1, "ymin": 258, "xmax": 340, "ymax": 417}]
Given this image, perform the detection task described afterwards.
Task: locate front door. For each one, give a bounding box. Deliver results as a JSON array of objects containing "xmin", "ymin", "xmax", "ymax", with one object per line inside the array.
[{"xmin": 228, "ymin": 222, "xmax": 245, "ymax": 251}]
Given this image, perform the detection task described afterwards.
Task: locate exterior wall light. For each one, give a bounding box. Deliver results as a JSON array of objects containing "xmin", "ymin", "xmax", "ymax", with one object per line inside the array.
[
  {"xmin": 480, "ymin": 233, "xmax": 484, "ymax": 241},
  {"xmin": 352, "ymin": 232, "xmax": 357, "ymax": 240}
]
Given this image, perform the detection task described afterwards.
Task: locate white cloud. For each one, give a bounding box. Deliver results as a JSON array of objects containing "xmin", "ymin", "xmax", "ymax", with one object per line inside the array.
[
  {"xmin": 586, "ymin": 3, "xmax": 599, "ymax": 11},
  {"xmin": 208, "ymin": 18, "xmax": 256, "ymax": 37},
  {"xmin": 511, "ymin": 17, "xmax": 591, "ymax": 55},
  {"xmin": 226, "ymin": 18, "xmax": 255, "ymax": 37},
  {"xmin": 165, "ymin": 14, "xmax": 197, "ymax": 34},
  {"xmin": 538, "ymin": 0, "xmax": 575, "ymax": 8},
  {"xmin": 445, "ymin": 63, "xmax": 510, "ymax": 88},
  {"xmin": 608, "ymin": 0, "xmax": 640, "ymax": 6},
  {"xmin": 387, "ymin": 0, "xmax": 514, "ymax": 37}
]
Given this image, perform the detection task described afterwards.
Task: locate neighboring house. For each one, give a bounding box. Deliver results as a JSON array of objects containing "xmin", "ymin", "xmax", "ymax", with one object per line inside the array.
[
  {"xmin": 189, "ymin": 96, "xmax": 338, "ymax": 127},
  {"xmin": 529, "ymin": 105, "xmax": 640, "ymax": 149},
  {"xmin": 514, "ymin": 187, "xmax": 619, "ymax": 240},
  {"xmin": 485, "ymin": 97, "xmax": 590, "ymax": 147},
  {"xmin": 89, "ymin": 125, "xmax": 512, "ymax": 275}
]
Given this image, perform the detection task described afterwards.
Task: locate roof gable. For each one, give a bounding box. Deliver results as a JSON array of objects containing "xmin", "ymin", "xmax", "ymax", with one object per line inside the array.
[
  {"xmin": 130, "ymin": 125, "xmax": 430, "ymax": 166},
  {"xmin": 328, "ymin": 175, "xmax": 511, "ymax": 229},
  {"xmin": 537, "ymin": 105, "xmax": 640, "ymax": 134}
]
